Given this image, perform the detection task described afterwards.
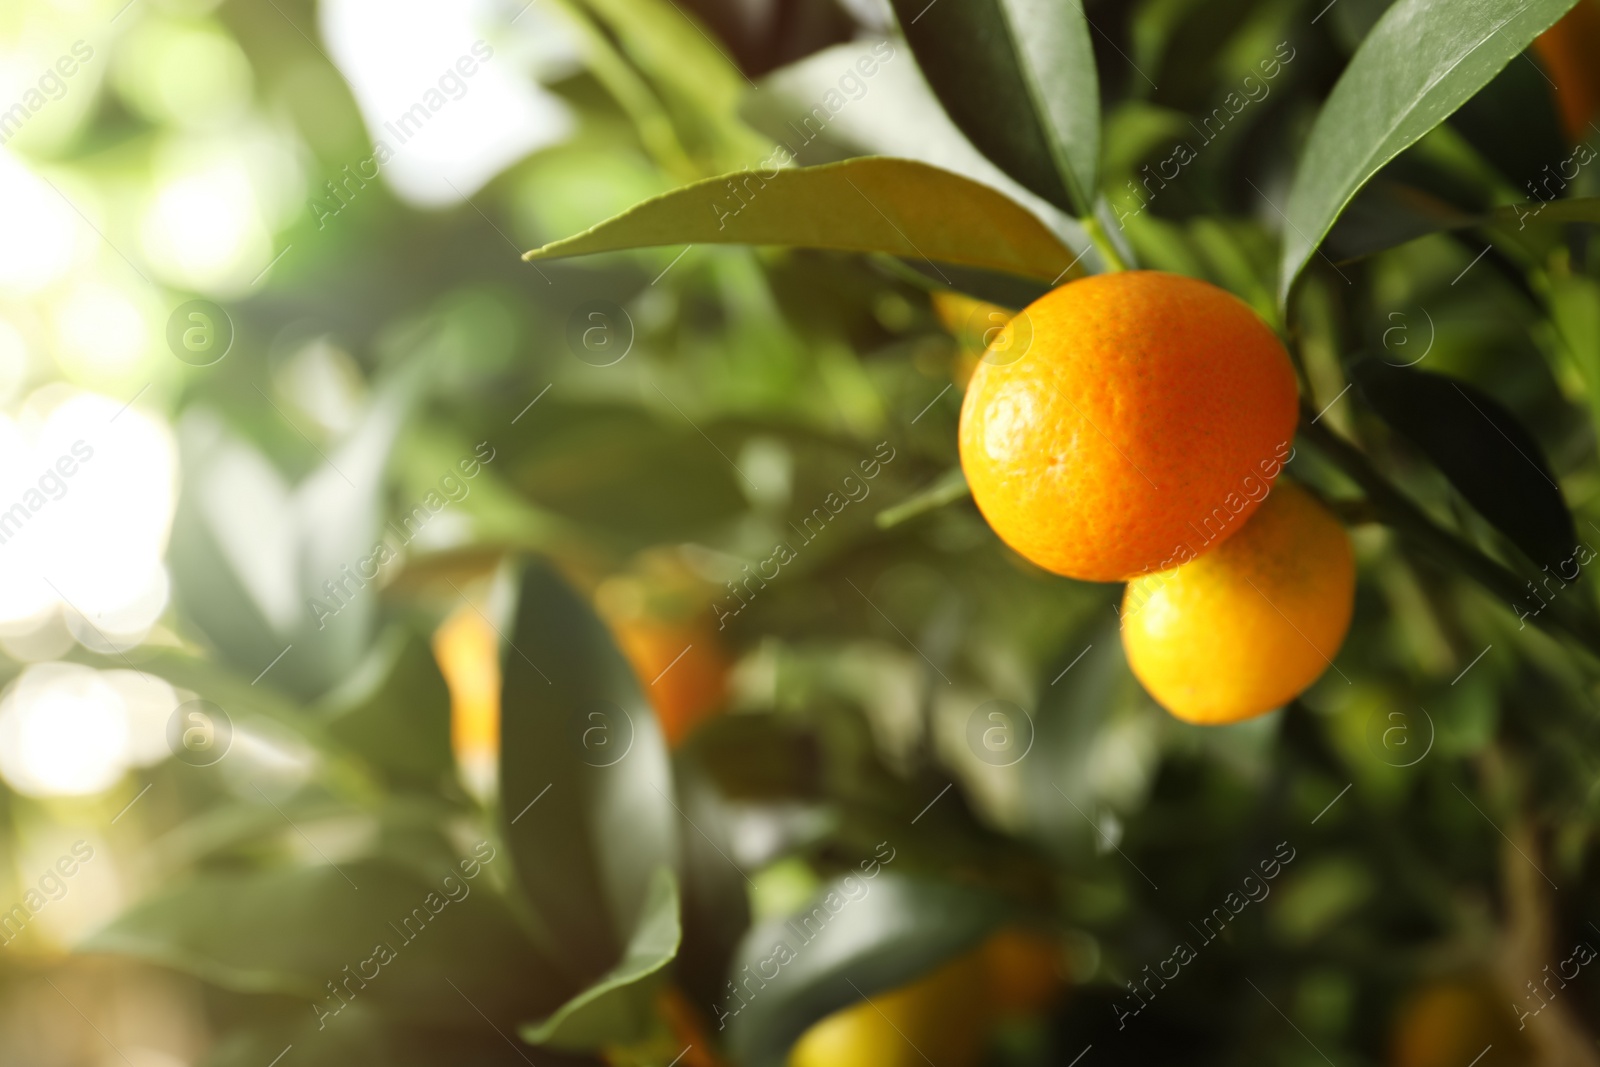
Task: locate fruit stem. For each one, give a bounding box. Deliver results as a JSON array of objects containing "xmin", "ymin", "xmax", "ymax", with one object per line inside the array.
[
  {"xmin": 1298, "ymin": 408, "xmax": 1600, "ymax": 655},
  {"xmin": 1079, "ymin": 215, "xmax": 1130, "ymax": 273},
  {"xmin": 876, "ymin": 469, "xmax": 970, "ymax": 529}
]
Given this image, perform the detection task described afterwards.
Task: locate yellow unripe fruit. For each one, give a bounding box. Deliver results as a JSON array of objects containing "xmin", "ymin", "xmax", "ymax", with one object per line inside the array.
[{"xmin": 1121, "ymin": 480, "xmax": 1354, "ymax": 724}]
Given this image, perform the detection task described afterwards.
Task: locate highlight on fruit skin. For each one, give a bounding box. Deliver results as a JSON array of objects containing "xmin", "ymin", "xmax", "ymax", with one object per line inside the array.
[
  {"xmin": 958, "ymin": 270, "xmax": 1298, "ymax": 583},
  {"xmin": 1120, "ymin": 479, "xmax": 1355, "ymax": 725}
]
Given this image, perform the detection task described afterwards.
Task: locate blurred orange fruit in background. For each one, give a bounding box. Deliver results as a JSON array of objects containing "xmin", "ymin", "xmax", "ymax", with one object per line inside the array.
[
  {"xmin": 1533, "ymin": 0, "xmax": 1600, "ymax": 142},
  {"xmin": 433, "ymin": 604, "xmax": 500, "ymax": 787}
]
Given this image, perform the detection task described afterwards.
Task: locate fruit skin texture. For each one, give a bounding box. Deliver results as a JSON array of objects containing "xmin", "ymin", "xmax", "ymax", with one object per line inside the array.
[
  {"xmin": 958, "ymin": 271, "xmax": 1298, "ymax": 582},
  {"xmin": 1121, "ymin": 479, "xmax": 1354, "ymax": 725}
]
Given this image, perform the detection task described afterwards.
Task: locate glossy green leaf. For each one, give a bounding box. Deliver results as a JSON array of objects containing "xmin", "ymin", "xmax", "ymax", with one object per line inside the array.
[
  {"xmin": 722, "ymin": 871, "xmax": 1008, "ymax": 1067},
  {"xmin": 498, "ymin": 560, "xmax": 679, "ymax": 987},
  {"xmin": 1279, "ymin": 0, "xmax": 1580, "ymax": 303},
  {"xmin": 523, "ymin": 158, "xmax": 1084, "ymax": 284},
  {"xmin": 519, "ymin": 867, "xmax": 681, "ymax": 1050},
  {"xmin": 885, "ymin": 0, "xmax": 1099, "ymax": 217},
  {"xmin": 1352, "ymin": 359, "xmax": 1577, "ymax": 572},
  {"xmin": 80, "ymin": 857, "xmax": 568, "ymax": 1027},
  {"xmin": 748, "ymin": 39, "xmax": 1072, "ymax": 229}
]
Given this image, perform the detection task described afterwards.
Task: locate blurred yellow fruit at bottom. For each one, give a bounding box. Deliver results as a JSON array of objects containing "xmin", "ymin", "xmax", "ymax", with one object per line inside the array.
[
  {"xmin": 788, "ymin": 950, "xmax": 990, "ymax": 1067},
  {"xmin": 788, "ymin": 928, "xmax": 1064, "ymax": 1067}
]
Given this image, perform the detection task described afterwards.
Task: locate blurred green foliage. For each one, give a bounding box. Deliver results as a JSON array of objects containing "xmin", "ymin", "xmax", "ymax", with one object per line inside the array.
[{"xmin": 5, "ymin": 0, "xmax": 1600, "ymax": 1064}]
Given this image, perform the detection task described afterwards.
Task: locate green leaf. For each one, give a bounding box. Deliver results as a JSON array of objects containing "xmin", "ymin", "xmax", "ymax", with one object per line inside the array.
[
  {"xmin": 522, "ymin": 158, "xmax": 1084, "ymax": 284},
  {"xmin": 519, "ymin": 866, "xmax": 681, "ymax": 1050},
  {"xmin": 1327, "ymin": 190, "xmax": 1600, "ymax": 264},
  {"xmin": 170, "ymin": 372, "xmax": 416, "ymax": 701},
  {"xmin": 1548, "ymin": 273, "xmax": 1600, "ymax": 444},
  {"xmin": 673, "ymin": 757, "xmax": 753, "ymax": 1006},
  {"xmin": 562, "ymin": 0, "xmax": 768, "ymax": 171},
  {"xmin": 1352, "ymin": 359, "xmax": 1577, "ymax": 572},
  {"xmin": 1278, "ymin": 0, "xmax": 1581, "ymax": 304},
  {"xmin": 81, "ymin": 857, "xmax": 568, "ymax": 1027},
  {"xmin": 1490, "ymin": 195, "xmax": 1600, "ymax": 229},
  {"xmin": 1023, "ymin": 617, "xmax": 1154, "ymax": 852},
  {"xmin": 722, "ymin": 871, "xmax": 1008, "ymax": 1067},
  {"xmin": 498, "ymin": 560, "xmax": 679, "ymax": 987},
  {"xmin": 885, "ymin": 0, "xmax": 1100, "ymax": 217},
  {"xmin": 494, "ymin": 402, "xmax": 747, "ymax": 550},
  {"xmin": 202, "ymin": 1004, "xmax": 564, "ymax": 1067},
  {"xmin": 320, "ymin": 628, "xmax": 453, "ymax": 789},
  {"xmin": 748, "ymin": 39, "xmax": 1071, "ymax": 229},
  {"xmin": 202, "ymin": 1005, "xmax": 419, "ymax": 1067}
]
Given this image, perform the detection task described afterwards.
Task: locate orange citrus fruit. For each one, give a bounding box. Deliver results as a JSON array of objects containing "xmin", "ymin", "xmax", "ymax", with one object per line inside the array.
[
  {"xmin": 787, "ymin": 927, "xmax": 1065, "ymax": 1067},
  {"xmin": 788, "ymin": 949, "xmax": 991, "ymax": 1067},
  {"xmin": 611, "ymin": 614, "xmax": 730, "ymax": 748},
  {"xmin": 433, "ymin": 604, "xmax": 500, "ymax": 790},
  {"xmin": 980, "ymin": 926, "xmax": 1066, "ymax": 1019},
  {"xmin": 1120, "ymin": 479, "xmax": 1354, "ymax": 724},
  {"xmin": 1390, "ymin": 977, "xmax": 1531, "ymax": 1067},
  {"xmin": 958, "ymin": 271, "xmax": 1298, "ymax": 583},
  {"xmin": 1533, "ymin": 0, "xmax": 1600, "ymax": 142}
]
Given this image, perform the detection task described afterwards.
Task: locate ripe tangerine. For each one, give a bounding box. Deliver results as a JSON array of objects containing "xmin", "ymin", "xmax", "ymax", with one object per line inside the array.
[{"xmin": 958, "ymin": 271, "xmax": 1298, "ymax": 582}]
